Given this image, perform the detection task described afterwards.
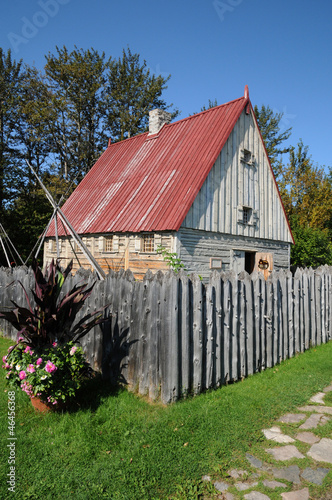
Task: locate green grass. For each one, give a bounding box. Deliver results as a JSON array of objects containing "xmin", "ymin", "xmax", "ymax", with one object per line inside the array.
[{"xmin": 1, "ymin": 336, "xmax": 331, "ymax": 499}]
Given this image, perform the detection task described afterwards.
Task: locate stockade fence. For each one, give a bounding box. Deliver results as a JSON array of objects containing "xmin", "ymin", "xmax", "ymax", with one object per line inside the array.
[{"xmin": 0, "ymin": 265, "xmax": 331, "ymax": 404}]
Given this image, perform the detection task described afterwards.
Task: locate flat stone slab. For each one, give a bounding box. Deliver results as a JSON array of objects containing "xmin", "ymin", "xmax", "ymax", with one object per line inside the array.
[
  {"xmin": 298, "ymin": 405, "xmax": 332, "ymax": 415},
  {"xmin": 262, "ymin": 479, "xmax": 287, "ymax": 489},
  {"xmin": 272, "ymin": 465, "xmax": 301, "ymax": 484},
  {"xmin": 244, "ymin": 492, "xmax": 271, "ymax": 500},
  {"xmin": 223, "ymin": 493, "xmax": 235, "ymax": 500},
  {"xmin": 301, "ymin": 467, "xmax": 330, "ymax": 485},
  {"xmin": 246, "ymin": 453, "xmax": 263, "ymax": 469},
  {"xmin": 281, "ymin": 488, "xmax": 309, "ymax": 500},
  {"xmin": 278, "ymin": 413, "xmax": 306, "ymax": 424},
  {"xmin": 295, "ymin": 431, "xmax": 320, "ymax": 444},
  {"xmin": 323, "ymin": 384, "xmax": 332, "ymax": 393},
  {"xmin": 299, "ymin": 413, "xmax": 328, "ymax": 429},
  {"xmin": 310, "ymin": 392, "xmax": 326, "ymax": 404},
  {"xmin": 235, "ymin": 481, "xmax": 258, "ymax": 491},
  {"xmin": 263, "ymin": 426, "xmax": 295, "ymax": 443},
  {"xmin": 214, "ymin": 480, "xmax": 229, "ymax": 492},
  {"xmin": 228, "ymin": 469, "xmax": 247, "ymax": 479},
  {"xmin": 266, "ymin": 445, "xmax": 305, "ymax": 461},
  {"xmin": 307, "ymin": 438, "xmax": 332, "ymax": 464}
]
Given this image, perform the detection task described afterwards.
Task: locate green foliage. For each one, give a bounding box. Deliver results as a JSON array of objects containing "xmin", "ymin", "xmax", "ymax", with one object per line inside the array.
[
  {"xmin": 0, "ymin": 48, "xmax": 24, "ymax": 215},
  {"xmin": 254, "ymin": 104, "xmax": 292, "ymax": 179},
  {"xmin": 0, "ymin": 259, "xmax": 107, "ymax": 347},
  {"xmin": 290, "ymin": 220, "xmax": 332, "ymax": 267},
  {"xmin": 3, "ymin": 341, "xmax": 89, "ymax": 404},
  {"xmin": 105, "ymin": 47, "xmax": 178, "ymax": 141},
  {"xmin": 44, "ymin": 45, "xmax": 108, "ymax": 181},
  {"xmin": 1, "ymin": 336, "xmax": 331, "ymax": 499},
  {"xmin": 156, "ymin": 245, "xmax": 186, "ymax": 273},
  {"xmin": 190, "ymin": 98, "xmax": 218, "ymax": 115}
]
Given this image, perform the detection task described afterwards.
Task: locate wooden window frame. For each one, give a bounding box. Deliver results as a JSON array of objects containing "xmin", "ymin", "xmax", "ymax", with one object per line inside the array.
[
  {"xmin": 141, "ymin": 234, "xmax": 155, "ymax": 253},
  {"xmin": 240, "ymin": 148, "xmax": 256, "ymax": 167},
  {"xmin": 104, "ymin": 235, "xmax": 113, "ymax": 252},
  {"xmin": 243, "ymin": 206, "xmax": 252, "ymax": 225}
]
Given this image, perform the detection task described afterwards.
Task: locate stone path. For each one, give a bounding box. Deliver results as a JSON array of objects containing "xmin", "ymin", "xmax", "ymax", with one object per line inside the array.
[{"xmin": 202, "ymin": 383, "xmax": 332, "ymax": 499}]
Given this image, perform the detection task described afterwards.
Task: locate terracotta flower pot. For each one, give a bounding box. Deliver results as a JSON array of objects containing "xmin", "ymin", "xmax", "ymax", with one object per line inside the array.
[{"xmin": 30, "ymin": 396, "xmax": 53, "ymax": 413}]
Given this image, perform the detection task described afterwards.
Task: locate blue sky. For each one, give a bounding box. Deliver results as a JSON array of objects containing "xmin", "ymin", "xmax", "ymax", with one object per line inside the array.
[{"xmin": 1, "ymin": 0, "xmax": 331, "ymax": 170}]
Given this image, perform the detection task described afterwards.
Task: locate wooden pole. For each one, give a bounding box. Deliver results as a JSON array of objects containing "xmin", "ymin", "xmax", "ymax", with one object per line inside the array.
[{"xmin": 26, "ymin": 161, "xmax": 106, "ymax": 280}]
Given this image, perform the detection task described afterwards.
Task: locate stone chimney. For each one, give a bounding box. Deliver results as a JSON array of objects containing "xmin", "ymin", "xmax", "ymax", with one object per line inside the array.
[{"xmin": 148, "ymin": 109, "xmax": 171, "ymax": 135}]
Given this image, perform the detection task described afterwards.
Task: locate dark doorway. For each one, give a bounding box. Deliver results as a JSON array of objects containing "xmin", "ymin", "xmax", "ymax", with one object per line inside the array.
[{"xmin": 245, "ymin": 252, "xmax": 255, "ymax": 274}]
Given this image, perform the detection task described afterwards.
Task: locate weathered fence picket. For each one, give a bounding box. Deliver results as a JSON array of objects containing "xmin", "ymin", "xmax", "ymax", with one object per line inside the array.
[{"xmin": 0, "ymin": 265, "xmax": 331, "ymax": 404}]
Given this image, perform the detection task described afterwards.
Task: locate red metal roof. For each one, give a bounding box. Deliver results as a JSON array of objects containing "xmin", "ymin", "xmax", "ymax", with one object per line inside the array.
[{"xmin": 49, "ymin": 94, "xmax": 249, "ymax": 235}]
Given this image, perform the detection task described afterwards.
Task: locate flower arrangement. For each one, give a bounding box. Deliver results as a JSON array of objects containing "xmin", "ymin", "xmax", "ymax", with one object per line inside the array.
[
  {"xmin": 3, "ymin": 339, "xmax": 89, "ymax": 405},
  {"xmin": 1, "ymin": 259, "xmax": 109, "ymax": 409}
]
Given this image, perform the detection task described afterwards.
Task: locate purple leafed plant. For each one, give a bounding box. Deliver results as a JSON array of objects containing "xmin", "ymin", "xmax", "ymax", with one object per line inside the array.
[{"xmin": 0, "ymin": 259, "xmax": 108, "ymax": 349}]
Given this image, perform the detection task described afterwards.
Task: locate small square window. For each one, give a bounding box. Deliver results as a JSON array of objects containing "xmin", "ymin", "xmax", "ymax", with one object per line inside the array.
[
  {"xmin": 243, "ymin": 149, "xmax": 251, "ymax": 163},
  {"xmin": 105, "ymin": 236, "xmax": 113, "ymax": 252},
  {"xmin": 241, "ymin": 149, "xmax": 255, "ymax": 166},
  {"xmin": 142, "ymin": 234, "xmax": 154, "ymax": 253},
  {"xmin": 243, "ymin": 207, "xmax": 252, "ymax": 225}
]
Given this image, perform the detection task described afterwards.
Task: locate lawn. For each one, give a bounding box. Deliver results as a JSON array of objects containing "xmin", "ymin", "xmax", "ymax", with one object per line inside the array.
[{"xmin": 1, "ymin": 335, "xmax": 331, "ymax": 499}]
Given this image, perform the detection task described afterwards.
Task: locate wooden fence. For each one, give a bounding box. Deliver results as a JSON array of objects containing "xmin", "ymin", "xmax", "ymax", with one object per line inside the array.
[{"xmin": 0, "ymin": 265, "xmax": 331, "ymax": 404}]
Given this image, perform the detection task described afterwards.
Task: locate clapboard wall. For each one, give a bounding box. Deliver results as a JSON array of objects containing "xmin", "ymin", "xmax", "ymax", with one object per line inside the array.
[{"xmin": 0, "ymin": 266, "xmax": 331, "ymax": 404}]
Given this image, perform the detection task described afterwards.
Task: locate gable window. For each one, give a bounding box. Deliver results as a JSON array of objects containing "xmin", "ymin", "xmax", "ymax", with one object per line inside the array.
[
  {"xmin": 105, "ymin": 235, "xmax": 113, "ymax": 252},
  {"xmin": 243, "ymin": 207, "xmax": 252, "ymax": 225},
  {"xmin": 240, "ymin": 149, "xmax": 255, "ymax": 167},
  {"xmin": 142, "ymin": 234, "xmax": 154, "ymax": 253}
]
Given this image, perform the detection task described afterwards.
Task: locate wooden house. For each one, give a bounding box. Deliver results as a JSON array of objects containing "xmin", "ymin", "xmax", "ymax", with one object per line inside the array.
[{"xmin": 44, "ymin": 86, "xmax": 294, "ymax": 280}]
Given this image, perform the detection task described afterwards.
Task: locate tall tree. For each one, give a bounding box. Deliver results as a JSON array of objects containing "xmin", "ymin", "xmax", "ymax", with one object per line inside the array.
[
  {"xmin": 279, "ymin": 140, "xmax": 332, "ymax": 231},
  {"xmin": 44, "ymin": 46, "xmax": 108, "ymax": 181},
  {"xmin": 104, "ymin": 47, "xmax": 178, "ymax": 141},
  {"xmin": 254, "ymin": 104, "xmax": 292, "ymax": 180},
  {"xmin": 0, "ymin": 49, "xmax": 24, "ymax": 217}
]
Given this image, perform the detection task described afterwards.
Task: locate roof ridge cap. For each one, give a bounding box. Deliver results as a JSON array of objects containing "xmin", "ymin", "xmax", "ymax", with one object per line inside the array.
[{"xmin": 164, "ymin": 96, "xmax": 246, "ymax": 129}]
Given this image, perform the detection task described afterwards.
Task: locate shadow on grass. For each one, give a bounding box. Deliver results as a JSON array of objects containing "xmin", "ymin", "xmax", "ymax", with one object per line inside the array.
[
  {"xmin": 65, "ymin": 319, "xmax": 138, "ymax": 414},
  {"xmin": 66, "ymin": 373, "xmax": 125, "ymax": 413}
]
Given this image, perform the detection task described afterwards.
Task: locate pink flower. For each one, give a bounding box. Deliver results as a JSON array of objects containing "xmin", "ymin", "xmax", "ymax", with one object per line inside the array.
[
  {"xmin": 36, "ymin": 358, "xmax": 43, "ymax": 366},
  {"xmin": 5, "ymin": 362, "xmax": 10, "ymax": 369},
  {"xmin": 52, "ymin": 342, "xmax": 57, "ymax": 347},
  {"xmin": 8, "ymin": 346, "xmax": 14, "ymax": 353},
  {"xmin": 24, "ymin": 346, "xmax": 31, "ymax": 353},
  {"xmin": 19, "ymin": 370, "xmax": 26, "ymax": 380},
  {"xmin": 69, "ymin": 346, "xmax": 77, "ymax": 356},
  {"xmin": 18, "ymin": 336, "xmax": 24, "ymax": 342},
  {"xmin": 2, "ymin": 355, "xmax": 7, "ymax": 363},
  {"xmin": 27, "ymin": 364, "xmax": 35, "ymax": 373},
  {"xmin": 21, "ymin": 381, "xmax": 34, "ymax": 397},
  {"xmin": 45, "ymin": 361, "xmax": 57, "ymax": 373}
]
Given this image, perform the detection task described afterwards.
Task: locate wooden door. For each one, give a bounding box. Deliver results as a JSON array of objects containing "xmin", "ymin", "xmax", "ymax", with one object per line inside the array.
[{"xmin": 255, "ymin": 252, "xmax": 273, "ymax": 280}]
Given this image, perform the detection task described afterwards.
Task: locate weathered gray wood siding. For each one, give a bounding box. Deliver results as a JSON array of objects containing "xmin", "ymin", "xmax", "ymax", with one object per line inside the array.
[
  {"xmin": 177, "ymin": 228, "xmax": 290, "ymax": 281},
  {"xmin": 181, "ymin": 108, "xmax": 292, "ymax": 244}
]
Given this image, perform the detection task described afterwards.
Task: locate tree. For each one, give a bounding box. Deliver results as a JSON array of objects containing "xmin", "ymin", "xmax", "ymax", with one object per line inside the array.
[
  {"xmin": 254, "ymin": 104, "xmax": 292, "ymax": 180},
  {"xmin": 190, "ymin": 98, "xmax": 218, "ymax": 116},
  {"xmin": 104, "ymin": 47, "xmax": 178, "ymax": 141},
  {"xmin": 279, "ymin": 140, "xmax": 332, "ymax": 231},
  {"xmin": 290, "ymin": 222, "xmax": 332, "ymax": 268},
  {"xmin": 0, "ymin": 49, "xmax": 24, "ymax": 217},
  {"xmin": 44, "ymin": 46, "xmax": 108, "ymax": 181}
]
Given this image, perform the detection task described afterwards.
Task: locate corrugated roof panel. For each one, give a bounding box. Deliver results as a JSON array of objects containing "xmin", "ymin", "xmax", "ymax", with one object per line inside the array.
[{"xmin": 48, "ymin": 95, "xmax": 248, "ymax": 236}]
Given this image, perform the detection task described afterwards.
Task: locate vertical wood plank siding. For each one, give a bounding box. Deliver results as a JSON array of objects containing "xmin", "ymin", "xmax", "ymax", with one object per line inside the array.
[
  {"xmin": 1, "ymin": 266, "xmax": 331, "ymax": 404},
  {"xmin": 181, "ymin": 109, "xmax": 292, "ymax": 244}
]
